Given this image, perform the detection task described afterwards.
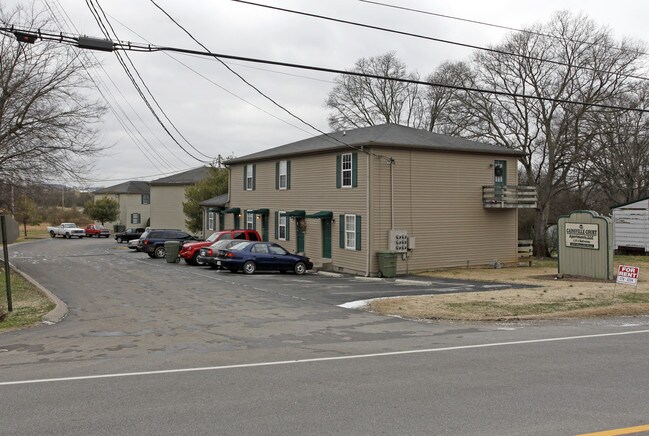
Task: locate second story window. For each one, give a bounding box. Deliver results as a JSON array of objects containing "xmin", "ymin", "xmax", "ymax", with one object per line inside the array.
[
  {"xmin": 278, "ymin": 160, "xmax": 289, "ymax": 190},
  {"xmin": 244, "ymin": 164, "xmax": 256, "ymax": 191},
  {"xmin": 342, "ymin": 154, "xmax": 352, "ymax": 187},
  {"xmin": 336, "ymin": 152, "xmax": 357, "ymax": 189},
  {"xmin": 141, "ymin": 193, "xmax": 150, "ymax": 205}
]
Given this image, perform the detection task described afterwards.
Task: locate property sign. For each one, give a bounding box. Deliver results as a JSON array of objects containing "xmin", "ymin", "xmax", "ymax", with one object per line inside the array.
[
  {"xmin": 616, "ymin": 265, "xmax": 639, "ymax": 286},
  {"xmin": 565, "ymin": 222, "xmax": 599, "ymax": 249}
]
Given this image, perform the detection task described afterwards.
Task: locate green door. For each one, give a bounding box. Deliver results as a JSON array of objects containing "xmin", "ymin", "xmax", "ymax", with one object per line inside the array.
[
  {"xmin": 262, "ymin": 215, "xmax": 269, "ymax": 241},
  {"xmin": 494, "ymin": 160, "xmax": 507, "ymax": 200},
  {"xmin": 322, "ymin": 218, "xmax": 332, "ymax": 258},
  {"xmin": 296, "ymin": 218, "xmax": 305, "ymax": 254}
]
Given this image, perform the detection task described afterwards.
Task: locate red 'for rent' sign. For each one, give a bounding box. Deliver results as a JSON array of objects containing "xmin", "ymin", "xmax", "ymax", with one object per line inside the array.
[{"xmin": 616, "ymin": 265, "xmax": 640, "ymax": 286}]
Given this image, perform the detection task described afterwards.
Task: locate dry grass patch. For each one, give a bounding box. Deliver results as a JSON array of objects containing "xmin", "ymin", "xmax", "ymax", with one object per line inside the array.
[
  {"xmin": 0, "ymin": 268, "xmax": 55, "ymax": 332},
  {"xmin": 368, "ymin": 256, "xmax": 649, "ymax": 321}
]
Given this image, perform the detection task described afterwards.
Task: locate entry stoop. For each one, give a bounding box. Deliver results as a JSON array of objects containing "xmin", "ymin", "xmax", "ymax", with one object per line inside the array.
[{"xmin": 313, "ymin": 261, "xmax": 333, "ymax": 272}]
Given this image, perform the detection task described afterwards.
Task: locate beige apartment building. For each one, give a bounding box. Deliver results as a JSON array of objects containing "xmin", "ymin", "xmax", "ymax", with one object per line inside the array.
[
  {"xmin": 209, "ymin": 123, "xmax": 536, "ymax": 276},
  {"xmin": 94, "ymin": 181, "xmax": 151, "ymax": 230},
  {"xmin": 150, "ymin": 166, "xmax": 211, "ymax": 234}
]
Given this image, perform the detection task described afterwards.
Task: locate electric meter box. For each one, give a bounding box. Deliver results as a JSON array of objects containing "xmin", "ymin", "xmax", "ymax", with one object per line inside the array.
[{"xmin": 388, "ymin": 229, "xmax": 409, "ymax": 252}]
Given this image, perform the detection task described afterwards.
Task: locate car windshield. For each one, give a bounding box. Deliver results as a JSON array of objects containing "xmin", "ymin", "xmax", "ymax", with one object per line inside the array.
[
  {"xmin": 206, "ymin": 232, "xmax": 221, "ymax": 243},
  {"xmin": 229, "ymin": 241, "xmax": 251, "ymax": 251}
]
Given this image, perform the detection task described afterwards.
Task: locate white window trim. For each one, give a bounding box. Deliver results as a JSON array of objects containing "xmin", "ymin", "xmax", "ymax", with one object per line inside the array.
[
  {"xmin": 246, "ymin": 211, "xmax": 254, "ymax": 230},
  {"xmin": 278, "ymin": 211, "xmax": 287, "ymax": 241},
  {"xmin": 246, "ymin": 165, "xmax": 253, "ymax": 191},
  {"xmin": 208, "ymin": 212, "xmax": 215, "ymax": 231},
  {"xmin": 345, "ymin": 214, "xmax": 356, "ymax": 250},
  {"xmin": 342, "ymin": 153, "xmax": 352, "ymax": 188},
  {"xmin": 279, "ymin": 160, "xmax": 288, "ymax": 190}
]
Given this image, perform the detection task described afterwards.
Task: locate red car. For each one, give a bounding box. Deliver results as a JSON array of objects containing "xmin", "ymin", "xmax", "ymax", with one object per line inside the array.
[
  {"xmin": 179, "ymin": 229, "xmax": 261, "ymax": 265},
  {"xmin": 84, "ymin": 224, "xmax": 111, "ymax": 238}
]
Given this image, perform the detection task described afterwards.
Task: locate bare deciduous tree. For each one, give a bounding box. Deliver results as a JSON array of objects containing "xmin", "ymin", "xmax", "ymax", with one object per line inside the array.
[
  {"xmin": 0, "ymin": 5, "xmax": 105, "ymax": 185},
  {"xmin": 325, "ymin": 52, "xmax": 425, "ymax": 131},
  {"xmin": 450, "ymin": 11, "xmax": 645, "ymax": 256},
  {"xmin": 576, "ymin": 83, "xmax": 649, "ymax": 205}
]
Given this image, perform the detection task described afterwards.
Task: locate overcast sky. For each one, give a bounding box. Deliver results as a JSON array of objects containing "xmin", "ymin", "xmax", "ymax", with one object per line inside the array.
[{"xmin": 15, "ymin": 0, "xmax": 649, "ymax": 187}]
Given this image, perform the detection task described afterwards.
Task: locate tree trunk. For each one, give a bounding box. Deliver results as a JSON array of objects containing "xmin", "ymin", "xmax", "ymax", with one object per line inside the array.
[{"xmin": 533, "ymin": 206, "xmax": 550, "ymax": 258}]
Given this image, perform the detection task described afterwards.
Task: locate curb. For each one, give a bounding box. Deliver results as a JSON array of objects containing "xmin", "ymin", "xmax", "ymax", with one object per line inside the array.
[{"xmin": 11, "ymin": 264, "xmax": 69, "ymax": 324}]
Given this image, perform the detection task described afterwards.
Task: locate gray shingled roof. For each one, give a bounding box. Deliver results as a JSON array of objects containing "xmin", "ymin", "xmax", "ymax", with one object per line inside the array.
[
  {"xmin": 150, "ymin": 166, "xmax": 212, "ymax": 185},
  {"xmin": 199, "ymin": 193, "xmax": 229, "ymax": 207},
  {"xmin": 226, "ymin": 123, "xmax": 523, "ymax": 164},
  {"xmin": 94, "ymin": 180, "xmax": 150, "ymax": 195}
]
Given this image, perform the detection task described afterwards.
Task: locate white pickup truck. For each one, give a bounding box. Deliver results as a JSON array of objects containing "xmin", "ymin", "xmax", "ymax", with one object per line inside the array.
[{"xmin": 47, "ymin": 223, "xmax": 86, "ymax": 239}]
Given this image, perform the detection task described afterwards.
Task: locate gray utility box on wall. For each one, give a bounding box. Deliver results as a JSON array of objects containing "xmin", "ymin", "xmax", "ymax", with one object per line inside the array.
[
  {"xmin": 557, "ymin": 210, "xmax": 613, "ymax": 280},
  {"xmin": 389, "ymin": 229, "xmax": 409, "ymax": 252}
]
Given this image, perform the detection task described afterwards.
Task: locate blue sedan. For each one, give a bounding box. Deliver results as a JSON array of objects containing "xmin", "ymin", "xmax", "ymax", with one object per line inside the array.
[{"xmin": 217, "ymin": 241, "xmax": 313, "ymax": 275}]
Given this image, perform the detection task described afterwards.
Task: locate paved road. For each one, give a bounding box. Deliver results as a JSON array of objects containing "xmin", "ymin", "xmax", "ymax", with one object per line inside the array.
[{"xmin": 2, "ymin": 238, "xmax": 649, "ymax": 435}]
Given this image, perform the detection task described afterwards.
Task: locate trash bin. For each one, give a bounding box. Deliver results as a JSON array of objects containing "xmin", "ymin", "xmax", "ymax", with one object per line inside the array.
[
  {"xmin": 164, "ymin": 241, "xmax": 182, "ymax": 263},
  {"xmin": 376, "ymin": 251, "xmax": 398, "ymax": 278}
]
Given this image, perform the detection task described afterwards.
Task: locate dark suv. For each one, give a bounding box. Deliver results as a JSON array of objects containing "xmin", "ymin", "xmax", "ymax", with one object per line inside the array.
[
  {"xmin": 138, "ymin": 229, "xmax": 198, "ymax": 258},
  {"xmin": 114, "ymin": 227, "xmax": 146, "ymax": 243}
]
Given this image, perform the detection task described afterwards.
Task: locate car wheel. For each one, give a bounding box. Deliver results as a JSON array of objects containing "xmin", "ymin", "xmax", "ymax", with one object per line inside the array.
[
  {"xmin": 116, "ymin": 237, "xmax": 123, "ymax": 243},
  {"xmin": 192, "ymin": 252, "xmax": 205, "ymax": 266},
  {"xmin": 50, "ymin": 231, "xmax": 56, "ymax": 238},
  {"xmin": 243, "ymin": 261, "xmax": 256, "ymax": 274},
  {"xmin": 65, "ymin": 233, "xmax": 71, "ymax": 239},
  {"xmin": 154, "ymin": 246, "xmax": 166, "ymax": 258},
  {"xmin": 294, "ymin": 262, "xmax": 306, "ymax": 275}
]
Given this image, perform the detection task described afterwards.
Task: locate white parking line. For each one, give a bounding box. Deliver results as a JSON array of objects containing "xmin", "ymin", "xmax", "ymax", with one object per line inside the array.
[{"xmin": 1, "ymin": 329, "xmax": 648, "ymax": 387}]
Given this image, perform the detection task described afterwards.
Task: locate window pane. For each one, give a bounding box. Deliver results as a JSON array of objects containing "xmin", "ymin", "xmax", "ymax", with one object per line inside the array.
[
  {"xmin": 345, "ymin": 215, "xmax": 356, "ymax": 249},
  {"xmin": 342, "ymin": 154, "xmax": 352, "ymax": 187}
]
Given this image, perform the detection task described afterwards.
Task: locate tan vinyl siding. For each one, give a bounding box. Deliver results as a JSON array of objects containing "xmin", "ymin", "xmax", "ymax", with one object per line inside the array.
[
  {"xmin": 94, "ymin": 193, "xmax": 150, "ymax": 229},
  {"xmin": 370, "ymin": 149, "xmax": 519, "ymax": 274},
  {"xmin": 150, "ymin": 185, "xmax": 191, "ymax": 233},
  {"xmin": 229, "ymin": 152, "xmax": 368, "ymax": 274}
]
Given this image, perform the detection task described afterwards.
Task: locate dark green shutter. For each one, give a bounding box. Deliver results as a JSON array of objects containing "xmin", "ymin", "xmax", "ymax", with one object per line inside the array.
[
  {"xmin": 252, "ymin": 164, "xmax": 256, "ymax": 190},
  {"xmin": 286, "ymin": 215, "xmax": 290, "ymax": 241},
  {"xmin": 286, "ymin": 160, "xmax": 291, "ymax": 190},
  {"xmin": 274, "ymin": 211, "xmax": 279, "ymax": 239},
  {"xmin": 355, "ymin": 215, "xmax": 361, "ymax": 250},
  {"xmin": 252, "ymin": 212, "xmax": 256, "ymax": 230},
  {"xmin": 352, "ymin": 152, "xmax": 358, "ymax": 187},
  {"xmin": 336, "ymin": 155, "xmax": 341, "ymax": 189},
  {"xmin": 275, "ymin": 162, "xmax": 279, "ymax": 190},
  {"xmin": 243, "ymin": 164, "xmax": 247, "ymax": 190},
  {"xmin": 339, "ymin": 214, "xmax": 345, "ymax": 248}
]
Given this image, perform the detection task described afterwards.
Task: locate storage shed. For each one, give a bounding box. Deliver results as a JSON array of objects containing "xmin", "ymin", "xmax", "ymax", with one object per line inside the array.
[{"xmin": 611, "ymin": 197, "xmax": 649, "ymax": 253}]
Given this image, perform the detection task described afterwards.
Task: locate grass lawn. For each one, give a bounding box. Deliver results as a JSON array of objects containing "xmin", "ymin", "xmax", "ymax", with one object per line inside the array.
[
  {"xmin": 15, "ymin": 224, "xmax": 50, "ymax": 242},
  {"xmin": 369, "ymin": 255, "xmax": 649, "ymax": 321},
  {"xmin": 0, "ymin": 267, "xmax": 55, "ymax": 332}
]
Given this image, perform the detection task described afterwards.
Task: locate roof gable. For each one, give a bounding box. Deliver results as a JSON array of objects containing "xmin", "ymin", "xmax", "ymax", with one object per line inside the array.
[
  {"xmin": 150, "ymin": 166, "xmax": 212, "ymax": 186},
  {"xmin": 94, "ymin": 180, "xmax": 150, "ymax": 195}
]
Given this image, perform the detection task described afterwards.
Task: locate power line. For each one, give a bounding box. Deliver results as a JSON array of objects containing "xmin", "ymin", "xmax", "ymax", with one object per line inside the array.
[
  {"xmin": 3, "ymin": 24, "xmax": 649, "ymax": 115},
  {"xmin": 231, "ymin": 0, "xmax": 649, "ymax": 82},
  {"xmin": 104, "ymin": 12, "xmax": 317, "ymax": 137},
  {"xmin": 93, "ymin": 1, "xmax": 213, "ymax": 161},
  {"xmin": 85, "ymin": 0, "xmax": 212, "ymax": 164},
  {"xmin": 358, "ymin": 0, "xmax": 649, "ymax": 58},
  {"xmin": 149, "ymin": 0, "xmax": 391, "ymax": 162},
  {"xmin": 45, "ymin": 0, "xmax": 185, "ymax": 173}
]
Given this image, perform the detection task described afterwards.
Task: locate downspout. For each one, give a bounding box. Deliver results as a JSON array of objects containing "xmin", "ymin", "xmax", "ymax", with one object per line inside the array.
[
  {"xmin": 390, "ymin": 158, "xmax": 395, "ymax": 230},
  {"xmin": 366, "ymin": 150, "xmax": 371, "ymax": 277}
]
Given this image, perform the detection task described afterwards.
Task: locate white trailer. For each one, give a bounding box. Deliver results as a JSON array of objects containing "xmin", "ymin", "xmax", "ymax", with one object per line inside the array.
[{"xmin": 612, "ymin": 198, "xmax": 649, "ymax": 253}]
